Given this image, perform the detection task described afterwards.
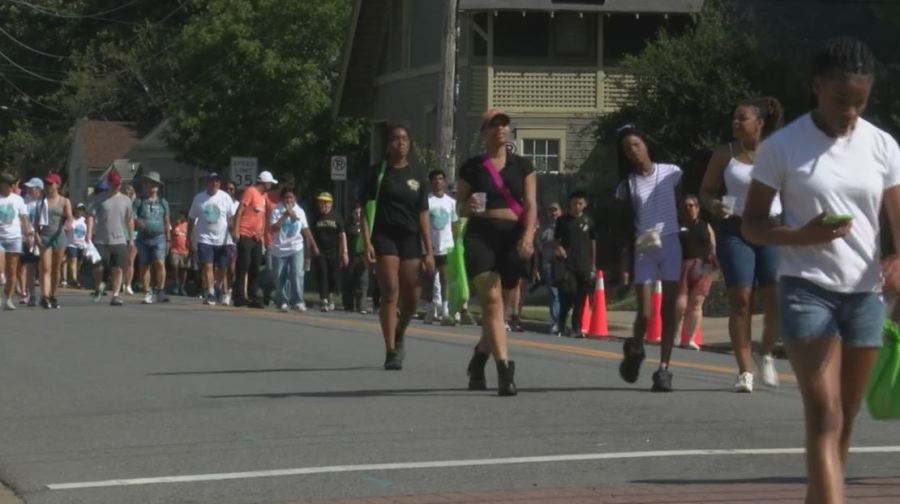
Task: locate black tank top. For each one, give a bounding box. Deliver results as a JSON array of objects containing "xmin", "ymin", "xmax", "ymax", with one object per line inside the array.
[{"xmin": 680, "ymin": 219, "xmax": 710, "ymax": 260}]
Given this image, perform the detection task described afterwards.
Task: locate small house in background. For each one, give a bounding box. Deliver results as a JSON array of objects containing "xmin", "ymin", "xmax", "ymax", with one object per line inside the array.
[
  {"xmin": 335, "ymin": 0, "xmax": 703, "ymax": 199},
  {"xmin": 66, "ymin": 119, "xmax": 203, "ymax": 214}
]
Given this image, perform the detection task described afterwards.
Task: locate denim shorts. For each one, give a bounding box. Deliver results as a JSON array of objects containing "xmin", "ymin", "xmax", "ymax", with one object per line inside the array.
[
  {"xmin": 633, "ymin": 233, "xmax": 682, "ymax": 284},
  {"xmin": 0, "ymin": 238, "xmax": 22, "ymax": 254},
  {"xmin": 137, "ymin": 234, "xmax": 167, "ymax": 265},
  {"xmin": 778, "ymin": 276, "xmax": 884, "ymax": 348},
  {"xmin": 40, "ymin": 232, "xmax": 68, "ymax": 251},
  {"xmin": 715, "ymin": 216, "xmax": 778, "ymax": 289},
  {"xmin": 197, "ymin": 243, "xmax": 229, "ymax": 268}
]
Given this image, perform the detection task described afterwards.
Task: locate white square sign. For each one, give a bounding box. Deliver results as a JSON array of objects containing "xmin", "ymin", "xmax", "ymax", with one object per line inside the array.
[
  {"xmin": 230, "ymin": 157, "xmax": 258, "ymax": 187},
  {"xmin": 331, "ymin": 156, "xmax": 347, "ymax": 181}
]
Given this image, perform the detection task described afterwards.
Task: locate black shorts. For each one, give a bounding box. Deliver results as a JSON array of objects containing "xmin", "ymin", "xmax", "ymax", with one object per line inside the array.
[
  {"xmin": 96, "ymin": 244, "xmax": 128, "ymax": 271},
  {"xmin": 464, "ymin": 218, "xmax": 527, "ymax": 289},
  {"xmin": 434, "ymin": 254, "xmax": 448, "ymax": 269},
  {"xmin": 372, "ymin": 226, "xmax": 423, "ymax": 260}
]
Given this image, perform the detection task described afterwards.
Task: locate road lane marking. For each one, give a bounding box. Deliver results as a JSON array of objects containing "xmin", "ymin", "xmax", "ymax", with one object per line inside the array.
[
  {"xmin": 47, "ymin": 445, "xmax": 900, "ymax": 490},
  {"xmin": 216, "ymin": 306, "xmax": 796, "ymax": 383}
]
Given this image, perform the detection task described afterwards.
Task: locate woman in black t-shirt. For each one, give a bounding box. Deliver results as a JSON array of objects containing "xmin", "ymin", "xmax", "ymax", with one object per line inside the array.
[
  {"xmin": 456, "ymin": 108, "xmax": 537, "ymax": 396},
  {"xmin": 359, "ymin": 124, "xmax": 435, "ymax": 370}
]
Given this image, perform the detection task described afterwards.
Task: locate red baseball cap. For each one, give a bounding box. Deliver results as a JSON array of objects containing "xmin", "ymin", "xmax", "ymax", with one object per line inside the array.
[
  {"xmin": 107, "ymin": 170, "xmax": 122, "ymax": 186},
  {"xmin": 44, "ymin": 173, "xmax": 62, "ymax": 186}
]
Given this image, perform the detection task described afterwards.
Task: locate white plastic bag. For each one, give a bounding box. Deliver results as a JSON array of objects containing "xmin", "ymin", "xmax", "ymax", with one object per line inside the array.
[{"xmin": 85, "ymin": 243, "xmax": 102, "ymax": 264}]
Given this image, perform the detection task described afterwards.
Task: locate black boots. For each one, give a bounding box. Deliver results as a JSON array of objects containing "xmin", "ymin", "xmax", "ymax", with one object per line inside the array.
[
  {"xmin": 496, "ymin": 360, "xmax": 517, "ymax": 396},
  {"xmin": 384, "ymin": 333, "xmax": 406, "ymax": 371},
  {"xmin": 467, "ymin": 346, "xmax": 489, "ymax": 390}
]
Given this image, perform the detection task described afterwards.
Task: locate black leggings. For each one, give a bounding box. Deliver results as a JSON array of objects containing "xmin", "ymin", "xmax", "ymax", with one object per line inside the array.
[
  {"xmin": 235, "ymin": 237, "xmax": 262, "ymax": 300},
  {"xmin": 559, "ymin": 269, "xmax": 593, "ymax": 332},
  {"xmin": 342, "ymin": 256, "xmax": 369, "ymax": 311},
  {"xmin": 315, "ymin": 253, "xmax": 341, "ymax": 299}
]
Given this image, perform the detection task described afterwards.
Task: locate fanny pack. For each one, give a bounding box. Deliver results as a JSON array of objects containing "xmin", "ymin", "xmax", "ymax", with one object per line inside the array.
[{"xmin": 481, "ymin": 155, "xmax": 524, "ymax": 222}]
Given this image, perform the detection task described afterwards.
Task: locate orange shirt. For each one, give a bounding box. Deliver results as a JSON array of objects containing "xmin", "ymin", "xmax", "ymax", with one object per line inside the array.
[
  {"xmin": 171, "ymin": 222, "xmax": 189, "ymax": 255},
  {"xmin": 238, "ymin": 185, "xmax": 267, "ymax": 239},
  {"xmin": 264, "ymin": 190, "xmax": 279, "ymax": 247}
]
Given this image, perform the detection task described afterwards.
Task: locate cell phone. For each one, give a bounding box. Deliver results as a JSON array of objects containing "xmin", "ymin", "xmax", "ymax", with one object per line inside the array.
[{"xmin": 823, "ymin": 214, "xmax": 853, "ymax": 225}]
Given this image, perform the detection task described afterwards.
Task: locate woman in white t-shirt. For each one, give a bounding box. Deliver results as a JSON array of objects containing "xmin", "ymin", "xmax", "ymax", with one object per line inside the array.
[
  {"xmin": 0, "ymin": 172, "xmax": 33, "ymax": 310},
  {"xmin": 614, "ymin": 126, "xmax": 683, "ymax": 393},
  {"xmin": 700, "ymin": 97, "xmax": 784, "ymax": 393},
  {"xmin": 65, "ymin": 203, "xmax": 88, "ymax": 289},
  {"xmin": 269, "ymin": 188, "xmax": 319, "ymax": 312},
  {"xmin": 743, "ymin": 38, "xmax": 900, "ymax": 504}
]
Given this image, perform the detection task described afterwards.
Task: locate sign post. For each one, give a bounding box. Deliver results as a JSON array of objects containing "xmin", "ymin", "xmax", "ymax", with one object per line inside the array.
[
  {"xmin": 230, "ymin": 157, "xmax": 258, "ymax": 187},
  {"xmin": 331, "ymin": 156, "xmax": 349, "ymax": 221}
]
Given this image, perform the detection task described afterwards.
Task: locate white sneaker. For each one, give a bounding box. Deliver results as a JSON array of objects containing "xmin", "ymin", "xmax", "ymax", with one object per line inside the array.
[
  {"xmin": 755, "ymin": 354, "xmax": 780, "ymax": 388},
  {"xmin": 328, "ymin": 300, "xmax": 335, "ymax": 312},
  {"xmin": 734, "ymin": 372, "xmax": 754, "ymax": 393},
  {"xmin": 222, "ymin": 292, "xmax": 231, "ymax": 306},
  {"xmin": 143, "ymin": 291, "xmax": 154, "ymax": 304},
  {"xmin": 279, "ymin": 303, "xmax": 289, "ymax": 313},
  {"xmin": 60, "ymin": 281, "xmax": 68, "ymax": 288},
  {"xmin": 3, "ymin": 298, "xmax": 15, "ymax": 311},
  {"xmin": 92, "ymin": 282, "xmax": 106, "ymax": 303},
  {"xmin": 124, "ymin": 285, "xmax": 135, "ymax": 296},
  {"xmin": 293, "ymin": 303, "xmax": 307, "ymax": 313}
]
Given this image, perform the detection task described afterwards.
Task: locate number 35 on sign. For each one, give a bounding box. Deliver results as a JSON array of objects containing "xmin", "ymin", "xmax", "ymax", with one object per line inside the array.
[{"xmin": 230, "ymin": 157, "xmax": 258, "ymax": 187}]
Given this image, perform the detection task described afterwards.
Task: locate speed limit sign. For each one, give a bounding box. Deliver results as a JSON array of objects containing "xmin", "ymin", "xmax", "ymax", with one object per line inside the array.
[
  {"xmin": 230, "ymin": 157, "xmax": 258, "ymax": 187},
  {"xmin": 330, "ymin": 156, "xmax": 347, "ymax": 181}
]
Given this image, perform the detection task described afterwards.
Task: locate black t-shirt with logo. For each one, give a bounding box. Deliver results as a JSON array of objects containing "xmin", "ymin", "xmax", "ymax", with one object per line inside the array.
[
  {"xmin": 458, "ymin": 154, "xmax": 535, "ymax": 211},
  {"xmin": 554, "ymin": 213, "xmax": 597, "ymax": 274},
  {"xmin": 359, "ymin": 164, "xmax": 428, "ymax": 234},
  {"xmin": 312, "ymin": 208, "xmax": 345, "ymax": 255}
]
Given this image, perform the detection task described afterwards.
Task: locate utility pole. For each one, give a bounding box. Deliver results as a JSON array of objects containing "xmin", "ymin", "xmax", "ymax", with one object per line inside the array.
[{"xmin": 437, "ymin": 0, "xmax": 459, "ymax": 181}]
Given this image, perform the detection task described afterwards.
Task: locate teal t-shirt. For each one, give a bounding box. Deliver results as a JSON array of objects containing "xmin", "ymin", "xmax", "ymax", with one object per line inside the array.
[{"xmin": 133, "ymin": 197, "xmax": 169, "ymax": 238}]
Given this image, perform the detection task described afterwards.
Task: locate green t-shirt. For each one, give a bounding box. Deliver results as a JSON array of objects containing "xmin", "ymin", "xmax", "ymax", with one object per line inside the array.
[{"xmin": 133, "ymin": 197, "xmax": 169, "ymax": 238}]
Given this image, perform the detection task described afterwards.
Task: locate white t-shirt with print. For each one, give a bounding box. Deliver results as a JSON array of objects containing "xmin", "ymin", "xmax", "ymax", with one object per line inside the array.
[
  {"xmin": 269, "ymin": 203, "xmax": 309, "ymax": 257},
  {"xmin": 753, "ymin": 114, "xmax": 900, "ymax": 293},
  {"xmin": 428, "ymin": 193, "xmax": 458, "ymax": 255},
  {"xmin": 188, "ymin": 190, "xmax": 236, "ymax": 246},
  {"xmin": 616, "ymin": 163, "xmax": 682, "ymax": 237},
  {"xmin": 25, "ymin": 196, "xmax": 49, "ymax": 230},
  {"xmin": 0, "ymin": 193, "xmax": 28, "ymax": 241},
  {"xmin": 67, "ymin": 216, "xmax": 88, "ymax": 249}
]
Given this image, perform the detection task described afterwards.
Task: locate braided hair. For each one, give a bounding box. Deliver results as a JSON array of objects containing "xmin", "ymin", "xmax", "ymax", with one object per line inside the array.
[
  {"xmin": 738, "ymin": 97, "xmax": 784, "ymax": 139},
  {"xmin": 812, "ymin": 37, "xmax": 875, "ymax": 79}
]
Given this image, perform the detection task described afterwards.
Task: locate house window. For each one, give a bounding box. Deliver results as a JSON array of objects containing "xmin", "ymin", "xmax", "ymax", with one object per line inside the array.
[{"xmin": 522, "ymin": 139, "xmax": 561, "ymax": 174}]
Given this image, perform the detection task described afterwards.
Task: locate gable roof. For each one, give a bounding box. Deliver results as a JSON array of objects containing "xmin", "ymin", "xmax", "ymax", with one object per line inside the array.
[{"xmin": 75, "ymin": 119, "xmax": 143, "ymax": 168}]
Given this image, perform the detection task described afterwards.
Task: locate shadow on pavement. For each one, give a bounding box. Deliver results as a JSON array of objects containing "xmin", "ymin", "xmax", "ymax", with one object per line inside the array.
[
  {"xmin": 148, "ymin": 366, "xmax": 378, "ymax": 376},
  {"xmin": 205, "ymin": 386, "xmax": 727, "ymax": 399}
]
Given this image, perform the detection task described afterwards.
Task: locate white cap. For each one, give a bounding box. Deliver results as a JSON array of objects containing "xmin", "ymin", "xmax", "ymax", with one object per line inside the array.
[
  {"xmin": 257, "ymin": 171, "xmax": 277, "ymax": 184},
  {"xmin": 24, "ymin": 177, "xmax": 44, "ymax": 189}
]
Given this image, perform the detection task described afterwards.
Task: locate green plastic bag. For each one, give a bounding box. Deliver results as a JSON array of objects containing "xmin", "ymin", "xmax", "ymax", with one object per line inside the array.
[
  {"xmin": 356, "ymin": 162, "xmax": 387, "ymax": 255},
  {"xmin": 866, "ymin": 320, "xmax": 900, "ymax": 420},
  {"xmin": 447, "ymin": 218, "xmax": 469, "ymax": 314}
]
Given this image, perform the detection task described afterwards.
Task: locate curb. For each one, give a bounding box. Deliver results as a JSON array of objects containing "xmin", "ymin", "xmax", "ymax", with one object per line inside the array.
[{"xmin": 0, "ymin": 484, "xmax": 23, "ymax": 504}]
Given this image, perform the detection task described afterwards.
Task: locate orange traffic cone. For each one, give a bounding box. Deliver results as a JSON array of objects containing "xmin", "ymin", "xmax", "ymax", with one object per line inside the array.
[
  {"xmin": 580, "ymin": 296, "xmax": 593, "ymax": 334},
  {"xmin": 587, "ymin": 272, "xmax": 609, "ymax": 339},
  {"xmin": 680, "ymin": 326, "xmax": 704, "ymax": 348},
  {"xmin": 646, "ymin": 280, "xmax": 663, "ymax": 344}
]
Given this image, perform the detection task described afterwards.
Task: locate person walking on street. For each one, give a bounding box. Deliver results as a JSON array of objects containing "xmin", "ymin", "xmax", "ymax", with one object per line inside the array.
[
  {"xmin": 424, "ymin": 169, "xmax": 458, "ymax": 325},
  {"xmin": 555, "ymin": 190, "xmax": 597, "ymax": 338},
  {"xmin": 37, "ymin": 174, "xmax": 72, "ymax": 308},
  {"xmin": 169, "ymin": 211, "xmax": 190, "ymax": 296},
  {"xmin": 233, "ymin": 171, "xmax": 277, "ymax": 307},
  {"xmin": 676, "ymin": 195, "xmax": 717, "ymax": 351},
  {"xmin": 269, "ymin": 187, "xmax": 318, "ymax": 312},
  {"xmin": 312, "ymin": 192, "xmax": 347, "ymax": 312},
  {"xmin": 22, "ymin": 178, "xmax": 47, "ymax": 307},
  {"xmin": 86, "ymin": 170, "xmax": 134, "ymax": 307},
  {"xmin": 0, "ymin": 172, "xmax": 32, "ymax": 311},
  {"xmin": 188, "ymin": 172, "xmax": 237, "ymax": 306},
  {"xmin": 134, "ymin": 171, "xmax": 171, "ymax": 304},
  {"xmin": 742, "ymin": 37, "xmax": 900, "ymax": 504},
  {"xmin": 614, "ymin": 125, "xmax": 684, "ymax": 392},
  {"xmin": 359, "ymin": 124, "xmax": 434, "ymax": 370},
  {"xmin": 701, "ymin": 96, "xmax": 785, "ymax": 392},
  {"xmin": 456, "ymin": 108, "xmax": 537, "ymax": 396},
  {"xmin": 65, "ymin": 203, "xmax": 88, "ymax": 289},
  {"xmin": 539, "ymin": 202, "xmax": 562, "ymax": 335},
  {"xmin": 343, "ymin": 205, "xmax": 369, "ymax": 313},
  {"xmin": 120, "ymin": 184, "xmax": 138, "ymax": 296}
]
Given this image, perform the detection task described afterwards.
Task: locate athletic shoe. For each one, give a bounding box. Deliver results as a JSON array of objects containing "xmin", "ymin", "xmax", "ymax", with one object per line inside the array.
[
  {"xmin": 619, "ymin": 338, "xmax": 646, "ymax": 384},
  {"xmin": 110, "ymin": 296, "xmax": 124, "ymax": 307},
  {"xmin": 504, "ymin": 321, "xmax": 511, "ymax": 332},
  {"xmin": 92, "ymin": 282, "xmax": 106, "ymax": 303},
  {"xmin": 279, "ymin": 303, "xmax": 289, "ymax": 313},
  {"xmin": 424, "ymin": 306, "xmax": 436, "ymax": 325},
  {"xmin": 49, "ymin": 297, "xmax": 60, "ymax": 309},
  {"xmin": 320, "ymin": 304, "xmax": 328, "ymax": 312},
  {"xmin": 292, "ymin": 303, "xmax": 307, "ymax": 313},
  {"xmin": 204, "ymin": 293, "xmax": 217, "ymax": 306},
  {"xmin": 681, "ymin": 340, "xmax": 701, "ymax": 351},
  {"xmin": 755, "ymin": 354, "xmax": 780, "ymax": 388},
  {"xmin": 124, "ymin": 285, "xmax": 135, "ymax": 296},
  {"xmin": 143, "ymin": 291, "xmax": 154, "ymax": 304},
  {"xmin": 459, "ymin": 310, "xmax": 477, "ymax": 326},
  {"xmin": 441, "ymin": 316, "xmax": 456, "ymax": 327},
  {"xmin": 384, "ymin": 351, "xmax": 402, "ymax": 371},
  {"xmin": 510, "ymin": 317, "xmax": 525, "ymax": 332},
  {"xmin": 222, "ymin": 292, "xmax": 231, "ymax": 306},
  {"xmin": 549, "ymin": 323, "xmax": 559, "ymax": 336},
  {"xmin": 60, "ymin": 281, "xmax": 68, "ymax": 288},
  {"xmin": 39, "ymin": 297, "xmax": 51, "ymax": 309},
  {"xmin": 3, "ymin": 298, "xmax": 15, "ymax": 311},
  {"xmin": 734, "ymin": 372, "xmax": 754, "ymax": 393},
  {"xmin": 328, "ymin": 300, "xmax": 336, "ymax": 312},
  {"xmin": 157, "ymin": 291, "xmax": 170, "ymax": 303},
  {"xmin": 651, "ymin": 369, "xmax": 674, "ymax": 392},
  {"xmin": 359, "ymin": 308, "xmax": 368, "ymax": 315}
]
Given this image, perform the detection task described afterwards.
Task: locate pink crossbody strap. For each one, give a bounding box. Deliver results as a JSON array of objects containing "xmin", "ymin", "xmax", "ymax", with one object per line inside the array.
[{"xmin": 481, "ymin": 155, "xmax": 524, "ymax": 221}]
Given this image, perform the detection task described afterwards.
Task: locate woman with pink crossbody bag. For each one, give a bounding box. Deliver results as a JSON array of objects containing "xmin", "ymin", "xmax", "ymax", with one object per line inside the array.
[{"xmin": 455, "ymin": 108, "xmax": 538, "ymax": 396}]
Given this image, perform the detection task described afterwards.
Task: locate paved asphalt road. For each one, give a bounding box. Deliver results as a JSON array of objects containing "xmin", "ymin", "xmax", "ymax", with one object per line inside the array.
[{"xmin": 0, "ymin": 291, "xmax": 898, "ymax": 504}]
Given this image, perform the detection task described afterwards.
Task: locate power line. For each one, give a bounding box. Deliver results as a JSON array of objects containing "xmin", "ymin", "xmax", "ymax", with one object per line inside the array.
[
  {"xmin": 2, "ymin": 0, "xmax": 145, "ymax": 20},
  {"xmin": 0, "ymin": 25, "xmax": 67, "ymax": 59},
  {"xmin": 0, "ymin": 48, "xmax": 64, "ymax": 82},
  {"xmin": 0, "ymin": 71, "xmax": 62, "ymax": 112}
]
